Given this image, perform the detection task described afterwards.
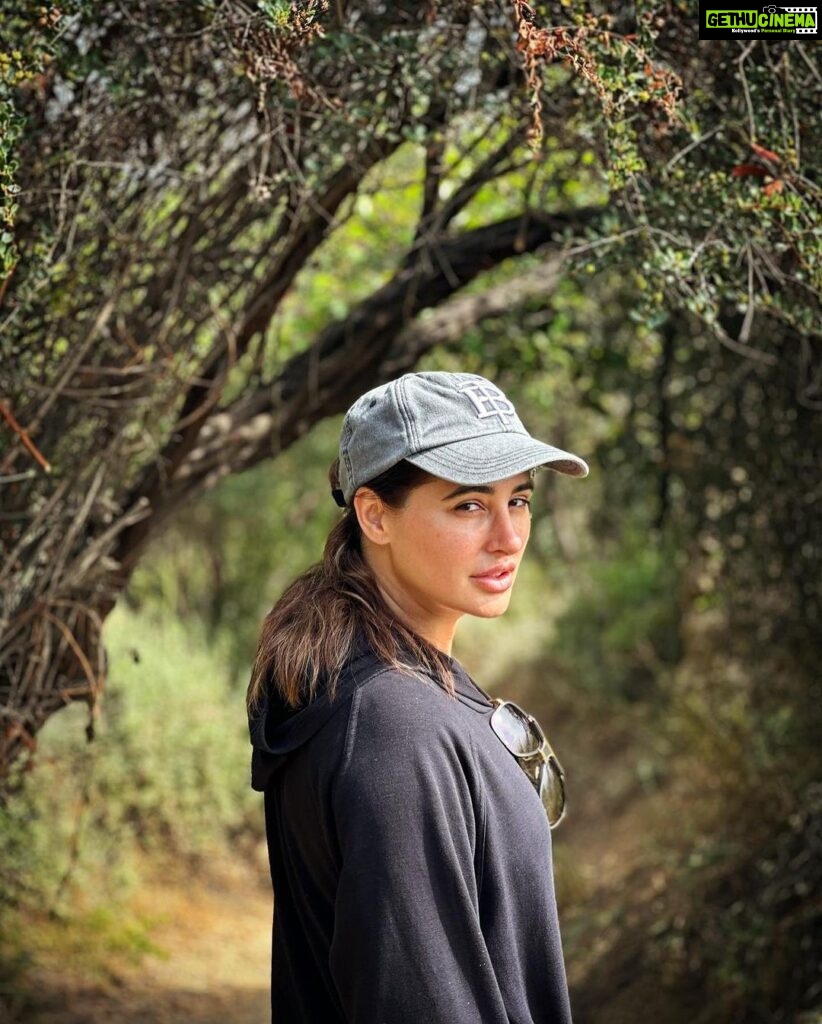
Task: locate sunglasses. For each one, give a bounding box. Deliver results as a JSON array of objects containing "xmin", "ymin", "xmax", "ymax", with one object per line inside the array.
[{"xmin": 489, "ymin": 699, "xmax": 567, "ymax": 828}]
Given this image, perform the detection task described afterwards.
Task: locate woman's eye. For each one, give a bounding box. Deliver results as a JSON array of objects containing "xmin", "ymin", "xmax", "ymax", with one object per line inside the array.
[
  {"xmin": 455, "ymin": 501, "xmax": 483, "ymax": 512},
  {"xmin": 511, "ymin": 496, "xmax": 532, "ymax": 509}
]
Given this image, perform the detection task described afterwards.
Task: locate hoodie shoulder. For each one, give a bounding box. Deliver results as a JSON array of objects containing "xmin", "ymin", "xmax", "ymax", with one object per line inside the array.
[
  {"xmin": 336, "ymin": 666, "xmax": 472, "ymax": 783},
  {"xmin": 249, "ymin": 650, "xmax": 398, "ymax": 791}
]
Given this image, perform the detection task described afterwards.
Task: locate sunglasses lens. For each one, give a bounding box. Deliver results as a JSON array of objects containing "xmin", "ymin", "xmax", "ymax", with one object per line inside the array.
[
  {"xmin": 539, "ymin": 759, "xmax": 566, "ymax": 827},
  {"xmin": 489, "ymin": 700, "xmax": 566, "ymax": 827},
  {"xmin": 491, "ymin": 703, "xmax": 542, "ymax": 757}
]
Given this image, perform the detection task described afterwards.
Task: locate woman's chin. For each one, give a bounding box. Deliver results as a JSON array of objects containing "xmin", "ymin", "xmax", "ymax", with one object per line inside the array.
[{"xmin": 470, "ymin": 593, "xmax": 514, "ymax": 619}]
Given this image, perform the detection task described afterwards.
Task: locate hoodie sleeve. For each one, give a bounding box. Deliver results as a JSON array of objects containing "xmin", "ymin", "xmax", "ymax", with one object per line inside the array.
[{"xmin": 328, "ymin": 673, "xmax": 509, "ymax": 1024}]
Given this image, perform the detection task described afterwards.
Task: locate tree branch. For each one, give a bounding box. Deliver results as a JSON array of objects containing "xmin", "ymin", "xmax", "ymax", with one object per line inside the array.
[
  {"xmin": 112, "ymin": 207, "xmax": 600, "ymax": 575},
  {"xmin": 117, "ymin": 137, "xmax": 399, "ymax": 553},
  {"xmin": 382, "ymin": 255, "xmax": 564, "ymax": 371}
]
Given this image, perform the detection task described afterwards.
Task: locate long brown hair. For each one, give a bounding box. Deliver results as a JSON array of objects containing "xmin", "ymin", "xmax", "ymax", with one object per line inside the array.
[{"xmin": 246, "ymin": 459, "xmax": 456, "ymax": 711}]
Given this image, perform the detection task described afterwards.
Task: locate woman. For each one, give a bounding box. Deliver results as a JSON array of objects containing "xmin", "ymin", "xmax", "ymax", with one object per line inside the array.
[{"xmin": 248, "ymin": 371, "xmax": 588, "ymax": 1023}]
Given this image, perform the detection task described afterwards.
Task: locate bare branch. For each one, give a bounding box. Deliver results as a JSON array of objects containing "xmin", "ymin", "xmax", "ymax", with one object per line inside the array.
[
  {"xmin": 0, "ymin": 402, "xmax": 52, "ymax": 475},
  {"xmin": 120, "ymin": 136, "xmax": 400, "ymax": 532},
  {"xmin": 1, "ymin": 296, "xmax": 118, "ymax": 476},
  {"xmin": 384, "ymin": 255, "xmax": 564, "ymax": 371},
  {"xmin": 128, "ymin": 209, "xmax": 599, "ymax": 540}
]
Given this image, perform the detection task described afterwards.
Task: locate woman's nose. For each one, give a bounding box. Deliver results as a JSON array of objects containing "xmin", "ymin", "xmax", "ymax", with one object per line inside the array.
[{"xmin": 489, "ymin": 510, "xmax": 525, "ymax": 554}]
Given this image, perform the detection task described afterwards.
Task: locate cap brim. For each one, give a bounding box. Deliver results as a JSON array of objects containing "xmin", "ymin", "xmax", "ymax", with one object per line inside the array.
[{"xmin": 405, "ymin": 432, "xmax": 589, "ymax": 484}]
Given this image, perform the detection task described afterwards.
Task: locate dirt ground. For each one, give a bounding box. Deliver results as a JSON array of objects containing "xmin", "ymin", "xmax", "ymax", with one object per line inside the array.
[{"xmin": 11, "ymin": 857, "xmax": 272, "ymax": 1024}]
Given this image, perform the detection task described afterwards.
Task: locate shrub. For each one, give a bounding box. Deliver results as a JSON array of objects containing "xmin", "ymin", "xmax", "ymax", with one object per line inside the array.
[
  {"xmin": 0, "ymin": 603, "xmax": 259, "ymax": 914},
  {"xmin": 552, "ymin": 532, "xmax": 683, "ymax": 702}
]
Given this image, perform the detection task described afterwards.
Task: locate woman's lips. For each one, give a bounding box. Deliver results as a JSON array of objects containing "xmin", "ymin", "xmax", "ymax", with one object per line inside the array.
[{"xmin": 471, "ymin": 564, "xmax": 516, "ymax": 593}]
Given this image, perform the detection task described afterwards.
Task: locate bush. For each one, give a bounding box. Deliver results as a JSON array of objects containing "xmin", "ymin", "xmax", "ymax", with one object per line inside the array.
[
  {"xmin": 0, "ymin": 603, "xmax": 259, "ymax": 914},
  {"xmin": 552, "ymin": 531, "xmax": 683, "ymax": 702}
]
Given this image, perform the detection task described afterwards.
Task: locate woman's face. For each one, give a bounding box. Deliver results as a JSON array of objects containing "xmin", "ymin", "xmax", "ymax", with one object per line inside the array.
[{"xmin": 356, "ymin": 471, "xmax": 534, "ymax": 653}]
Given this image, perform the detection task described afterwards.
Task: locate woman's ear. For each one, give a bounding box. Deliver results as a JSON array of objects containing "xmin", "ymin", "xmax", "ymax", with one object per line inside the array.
[{"xmin": 353, "ymin": 488, "xmax": 391, "ymax": 546}]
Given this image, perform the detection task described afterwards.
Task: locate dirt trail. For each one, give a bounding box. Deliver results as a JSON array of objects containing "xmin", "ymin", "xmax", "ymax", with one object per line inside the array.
[{"xmin": 17, "ymin": 859, "xmax": 272, "ymax": 1024}]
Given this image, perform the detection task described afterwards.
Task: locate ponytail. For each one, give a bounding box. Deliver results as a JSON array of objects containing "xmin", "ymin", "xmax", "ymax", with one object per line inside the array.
[{"xmin": 246, "ymin": 460, "xmax": 455, "ymax": 711}]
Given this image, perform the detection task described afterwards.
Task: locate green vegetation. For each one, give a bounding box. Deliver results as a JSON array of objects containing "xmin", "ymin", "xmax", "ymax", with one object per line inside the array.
[
  {"xmin": 0, "ymin": 605, "xmax": 254, "ymax": 912},
  {"xmin": 553, "ymin": 534, "xmax": 683, "ymax": 702}
]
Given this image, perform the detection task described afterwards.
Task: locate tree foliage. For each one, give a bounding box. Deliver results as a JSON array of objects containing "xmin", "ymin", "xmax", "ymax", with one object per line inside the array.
[{"xmin": 0, "ymin": 0, "xmax": 819, "ymax": 786}]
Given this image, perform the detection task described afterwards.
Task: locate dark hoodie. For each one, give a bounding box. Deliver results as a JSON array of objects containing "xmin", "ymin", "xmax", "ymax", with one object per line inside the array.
[{"xmin": 249, "ymin": 641, "xmax": 573, "ymax": 1024}]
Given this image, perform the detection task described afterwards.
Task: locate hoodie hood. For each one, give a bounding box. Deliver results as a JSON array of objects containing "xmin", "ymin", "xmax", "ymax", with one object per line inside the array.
[
  {"xmin": 249, "ymin": 641, "xmax": 491, "ymax": 792},
  {"xmin": 249, "ymin": 646, "xmax": 379, "ymax": 791}
]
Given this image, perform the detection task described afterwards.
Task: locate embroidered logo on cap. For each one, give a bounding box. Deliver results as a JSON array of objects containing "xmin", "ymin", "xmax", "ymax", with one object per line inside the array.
[{"xmin": 457, "ymin": 379, "xmax": 516, "ymax": 424}]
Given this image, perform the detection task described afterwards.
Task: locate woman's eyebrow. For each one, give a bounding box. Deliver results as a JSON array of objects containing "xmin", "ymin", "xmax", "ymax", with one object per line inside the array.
[{"xmin": 441, "ymin": 479, "xmax": 535, "ymax": 501}]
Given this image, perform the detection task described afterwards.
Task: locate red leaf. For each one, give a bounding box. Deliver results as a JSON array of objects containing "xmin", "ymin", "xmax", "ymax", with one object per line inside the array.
[
  {"xmin": 750, "ymin": 142, "xmax": 780, "ymax": 164},
  {"xmin": 731, "ymin": 164, "xmax": 768, "ymax": 178}
]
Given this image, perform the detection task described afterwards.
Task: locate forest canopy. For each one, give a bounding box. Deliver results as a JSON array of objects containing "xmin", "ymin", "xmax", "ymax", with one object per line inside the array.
[{"xmin": 1, "ymin": 1, "xmax": 818, "ymax": 770}]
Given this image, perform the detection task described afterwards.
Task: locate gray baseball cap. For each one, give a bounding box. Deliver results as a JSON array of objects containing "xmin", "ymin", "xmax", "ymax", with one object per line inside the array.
[{"xmin": 336, "ymin": 372, "xmax": 588, "ymax": 506}]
